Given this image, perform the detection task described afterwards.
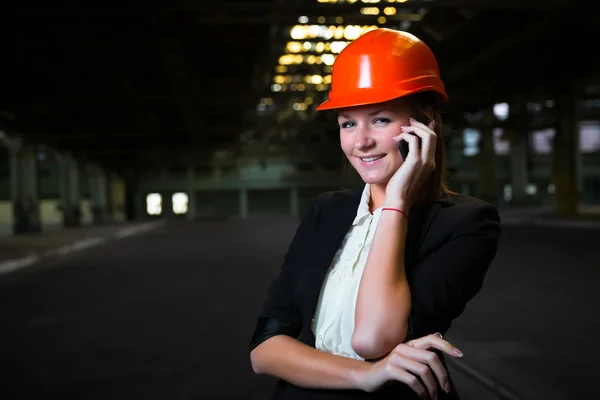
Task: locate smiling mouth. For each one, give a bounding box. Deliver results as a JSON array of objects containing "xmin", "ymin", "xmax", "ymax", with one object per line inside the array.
[{"xmin": 359, "ymin": 155, "xmax": 385, "ymax": 162}]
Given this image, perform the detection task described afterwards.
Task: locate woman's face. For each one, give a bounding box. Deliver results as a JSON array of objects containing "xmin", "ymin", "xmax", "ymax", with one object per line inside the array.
[{"xmin": 338, "ymin": 99, "xmax": 411, "ymax": 185}]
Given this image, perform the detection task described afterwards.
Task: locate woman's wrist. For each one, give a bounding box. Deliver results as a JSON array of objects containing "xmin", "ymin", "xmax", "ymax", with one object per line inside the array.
[
  {"xmin": 348, "ymin": 361, "xmax": 371, "ymax": 392},
  {"xmin": 382, "ymin": 198, "xmax": 410, "ymax": 211}
]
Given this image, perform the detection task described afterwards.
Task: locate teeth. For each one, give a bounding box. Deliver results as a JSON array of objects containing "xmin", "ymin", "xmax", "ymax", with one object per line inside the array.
[{"xmin": 361, "ymin": 156, "xmax": 383, "ymax": 162}]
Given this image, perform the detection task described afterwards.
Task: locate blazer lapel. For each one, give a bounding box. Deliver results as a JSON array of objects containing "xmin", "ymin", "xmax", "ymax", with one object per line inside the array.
[
  {"xmin": 405, "ymin": 196, "xmax": 455, "ymax": 265},
  {"xmin": 305, "ymin": 186, "xmax": 362, "ymax": 318},
  {"xmin": 320, "ymin": 188, "xmax": 363, "ymax": 270}
]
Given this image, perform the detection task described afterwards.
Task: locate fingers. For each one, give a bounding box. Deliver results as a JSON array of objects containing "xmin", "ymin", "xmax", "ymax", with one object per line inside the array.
[
  {"xmin": 402, "ymin": 118, "xmax": 437, "ymax": 164},
  {"xmin": 397, "ymin": 358, "xmax": 438, "ymax": 399},
  {"xmin": 386, "ymin": 365, "xmax": 430, "ymax": 399},
  {"xmin": 411, "ymin": 333, "xmax": 464, "ymax": 359},
  {"xmin": 394, "ymin": 346, "xmax": 450, "ymax": 397},
  {"xmin": 393, "ymin": 132, "xmax": 420, "ymax": 163}
]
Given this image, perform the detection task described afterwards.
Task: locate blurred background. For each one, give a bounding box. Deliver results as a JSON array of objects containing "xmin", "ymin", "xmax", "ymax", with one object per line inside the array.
[{"xmin": 0, "ymin": 0, "xmax": 597, "ymax": 399}]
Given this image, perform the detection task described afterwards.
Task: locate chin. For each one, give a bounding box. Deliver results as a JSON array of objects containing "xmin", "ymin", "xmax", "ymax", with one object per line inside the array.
[{"xmin": 357, "ymin": 171, "xmax": 391, "ymax": 185}]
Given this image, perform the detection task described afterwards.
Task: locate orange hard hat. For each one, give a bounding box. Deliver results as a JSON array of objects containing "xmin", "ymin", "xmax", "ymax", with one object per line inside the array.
[{"xmin": 316, "ymin": 28, "xmax": 448, "ymax": 111}]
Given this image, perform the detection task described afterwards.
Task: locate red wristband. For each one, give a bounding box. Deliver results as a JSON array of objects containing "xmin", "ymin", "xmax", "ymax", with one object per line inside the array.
[{"xmin": 382, "ymin": 207, "xmax": 408, "ymax": 219}]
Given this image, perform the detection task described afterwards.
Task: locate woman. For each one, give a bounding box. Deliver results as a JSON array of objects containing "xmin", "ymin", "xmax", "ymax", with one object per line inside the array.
[{"xmin": 249, "ymin": 28, "xmax": 501, "ymax": 399}]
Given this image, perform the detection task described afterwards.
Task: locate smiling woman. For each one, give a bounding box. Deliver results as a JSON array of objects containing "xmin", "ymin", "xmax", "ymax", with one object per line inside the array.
[
  {"xmin": 335, "ymin": 92, "xmax": 450, "ymax": 209},
  {"xmin": 249, "ymin": 28, "xmax": 501, "ymax": 400}
]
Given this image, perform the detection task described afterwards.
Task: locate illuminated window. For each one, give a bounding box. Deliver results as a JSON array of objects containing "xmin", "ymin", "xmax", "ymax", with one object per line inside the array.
[
  {"xmin": 493, "ymin": 103, "xmax": 509, "ymax": 121},
  {"xmin": 530, "ymin": 128, "xmax": 555, "ymax": 154},
  {"xmin": 579, "ymin": 121, "xmax": 600, "ymax": 153},
  {"xmin": 463, "ymin": 129, "xmax": 480, "ymax": 156},
  {"xmin": 172, "ymin": 192, "xmax": 188, "ymax": 215},
  {"xmin": 493, "ymin": 128, "xmax": 510, "ymax": 155},
  {"xmin": 146, "ymin": 193, "xmax": 162, "ymax": 216}
]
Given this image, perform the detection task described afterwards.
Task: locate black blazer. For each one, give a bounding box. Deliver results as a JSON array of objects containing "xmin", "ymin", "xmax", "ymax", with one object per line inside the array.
[{"xmin": 250, "ymin": 186, "xmax": 501, "ymax": 400}]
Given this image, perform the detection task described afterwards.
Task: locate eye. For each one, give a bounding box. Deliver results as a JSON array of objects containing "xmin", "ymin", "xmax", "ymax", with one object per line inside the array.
[
  {"xmin": 373, "ymin": 117, "xmax": 391, "ymax": 125},
  {"xmin": 340, "ymin": 121, "xmax": 355, "ymax": 129}
]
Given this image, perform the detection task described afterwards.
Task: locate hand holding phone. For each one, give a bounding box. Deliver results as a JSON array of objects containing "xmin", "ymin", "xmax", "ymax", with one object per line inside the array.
[
  {"xmin": 387, "ymin": 114, "xmax": 438, "ymax": 209},
  {"xmin": 397, "ymin": 114, "xmax": 431, "ymax": 160}
]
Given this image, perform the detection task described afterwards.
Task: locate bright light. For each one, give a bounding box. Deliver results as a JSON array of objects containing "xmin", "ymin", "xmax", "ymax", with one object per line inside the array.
[
  {"xmin": 343, "ymin": 26, "xmax": 363, "ymax": 40},
  {"xmin": 172, "ymin": 192, "xmax": 188, "ymax": 215},
  {"xmin": 286, "ymin": 42, "xmax": 303, "ymax": 53},
  {"xmin": 330, "ymin": 41, "xmax": 348, "ymax": 53},
  {"xmin": 313, "ymin": 75, "xmax": 323, "ymax": 84},
  {"xmin": 146, "ymin": 193, "xmax": 162, "ymax": 216},
  {"xmin": 322, "ymin": 54, "xmax": 335, "ymax": 66},
  {"xmin": 493, "ymin": 103, "xmax": 509, "ymax": 121},
  {"xmin": 360, "ymin": 7, "xmax": 379, "ymax": 15}
]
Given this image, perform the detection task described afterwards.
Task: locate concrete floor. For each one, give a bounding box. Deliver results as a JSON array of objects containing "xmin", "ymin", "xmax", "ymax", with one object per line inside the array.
[{"xmin": 0, "ymin": 216, "xmax": 596, "ymax": 399}]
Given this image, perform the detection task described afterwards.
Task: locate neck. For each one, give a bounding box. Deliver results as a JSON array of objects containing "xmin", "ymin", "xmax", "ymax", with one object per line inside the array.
[{"xmin": 368, "ymin": 183, "xmax": 387, "ymax": 213}]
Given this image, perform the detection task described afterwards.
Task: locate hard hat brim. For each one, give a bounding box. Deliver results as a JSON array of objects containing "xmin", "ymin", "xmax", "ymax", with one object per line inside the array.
[{"xmin": 316, "ymin": 86, "xmax": 448, "ymax": 111}]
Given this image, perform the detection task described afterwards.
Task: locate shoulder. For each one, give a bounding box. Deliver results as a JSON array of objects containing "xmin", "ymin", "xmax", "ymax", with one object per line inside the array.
[
  {"xmin": 433, "ymin": 193, "xmax": 501, "ymax": 238},
  {"xmin": 305, "ymin": 185, "xmax": 363, "ymax": 215},
  {"xmin": 296, "ymin": 186, "xmax": 362, "ymax": 229}
]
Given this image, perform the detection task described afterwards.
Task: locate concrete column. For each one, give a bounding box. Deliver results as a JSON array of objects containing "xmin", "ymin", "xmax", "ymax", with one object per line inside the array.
[
  {"xmin": 552, "ymin": 90, "xmax": 578, "ymax": 216},
  {"xmin": 290, "ymin": 186, "xmax": 299, "ymax": 217},
  {"xmin": 108, "ymin": 174, "xmax": 126, "ymax": 221},
  {"xmin": 476, "ymin": 110, "xmax": 498, "ymax": 204},
  {"xmin": 574, "ymin": 121, "xmax": 584, "ymax": 203},
  {"xmin": 59, "ymin": 154, "xmax": 81, "ymax": 227},
  {"xmin": 239, "ymin": 188, "xmax": 248, "ymax": 219},
  {"xmin": 186, "ymin": 167, "xmax": 196, "ymax": 220},
  {"xmin": 10, "ymin": 144, "xmax": 41, "ymax": 233},
  {"xmin": 510, "ymin": 132, "xmax": 529, "ymax": 204},
  {"xmin": 89, "ymin": 165, "xmax": 109, "ymax": 223},
  {"xmin": 134, "ymin": 193, "xmax": 144, "ymax": 220}
]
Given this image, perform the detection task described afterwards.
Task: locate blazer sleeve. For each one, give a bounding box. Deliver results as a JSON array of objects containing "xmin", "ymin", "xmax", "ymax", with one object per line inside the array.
[
  {"xmin": 249, "ymin": 198, "xmax": 319, "ymax": 353},
  {"xmin": 404, "ymin": 202, "xmax": 501, "ymax": 341}
]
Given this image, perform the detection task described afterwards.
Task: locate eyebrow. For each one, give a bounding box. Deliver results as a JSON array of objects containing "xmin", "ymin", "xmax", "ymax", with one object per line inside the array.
[{"xmin": 338, "ymin": 110, "xmax": 385, "ymax": 119}]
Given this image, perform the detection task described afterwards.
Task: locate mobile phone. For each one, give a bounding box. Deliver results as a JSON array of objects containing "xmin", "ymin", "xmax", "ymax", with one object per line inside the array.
[{"xmin": 397, "ymin": 114, "xmax": 430, "ymax": 160}]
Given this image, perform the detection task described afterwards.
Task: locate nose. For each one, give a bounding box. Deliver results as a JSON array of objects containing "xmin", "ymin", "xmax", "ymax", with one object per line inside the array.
[{"xmin": 354, "ymin": 126, "xmax": 374, "ymax": 150}]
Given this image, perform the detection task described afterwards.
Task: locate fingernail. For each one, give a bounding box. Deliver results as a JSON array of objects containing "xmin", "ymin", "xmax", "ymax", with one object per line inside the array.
[
  {"xmin": 444, "ymin": 383, "xmax": 451, "ymax": 393},
  {"xmin": 453, "ymin": 348, "xmax": 463, "ymax": 357},
  {"xmin": 435, "ymin": 332, "xmax": 443, "ymax": 339}
]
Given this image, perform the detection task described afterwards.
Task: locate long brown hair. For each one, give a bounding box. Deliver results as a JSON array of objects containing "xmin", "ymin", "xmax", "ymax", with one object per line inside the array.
[{"xmin": 404, "ymin": 91, "xmax": 454, "ymax": 203}]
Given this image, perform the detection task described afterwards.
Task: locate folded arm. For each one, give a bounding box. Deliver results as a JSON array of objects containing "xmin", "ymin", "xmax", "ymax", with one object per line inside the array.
[
  {"xmin": 353, "ymin": 203, "xmax": 501, "ymax": 358},
  {"xmin": 249, "ymin": 198, "xmax": 367, "ymax": 389},
  {"xmin": 405, "ymin": 203, "xmax": 501, "ymax": 341}
]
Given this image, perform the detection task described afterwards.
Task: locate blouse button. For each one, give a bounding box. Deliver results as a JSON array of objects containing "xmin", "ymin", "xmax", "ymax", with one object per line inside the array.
[
  {"xmin": 318, "ymin": 334, "xmax": 323, "ymax": 340},
  {"xmin": 358, "ymin": 242, "xmax": 363, "ymax": 248}
]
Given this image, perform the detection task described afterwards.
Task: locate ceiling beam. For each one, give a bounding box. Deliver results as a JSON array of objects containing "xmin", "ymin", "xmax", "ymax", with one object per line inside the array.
[{"xmin": 445, "ymin": 15, "xmax": 558, "ymax": 84}]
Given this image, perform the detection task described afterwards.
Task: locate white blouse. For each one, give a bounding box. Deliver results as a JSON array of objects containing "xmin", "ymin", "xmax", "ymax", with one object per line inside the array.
[{"xmin": 311, "ymin": 183, "xmax": 384, "ymax": 360}]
